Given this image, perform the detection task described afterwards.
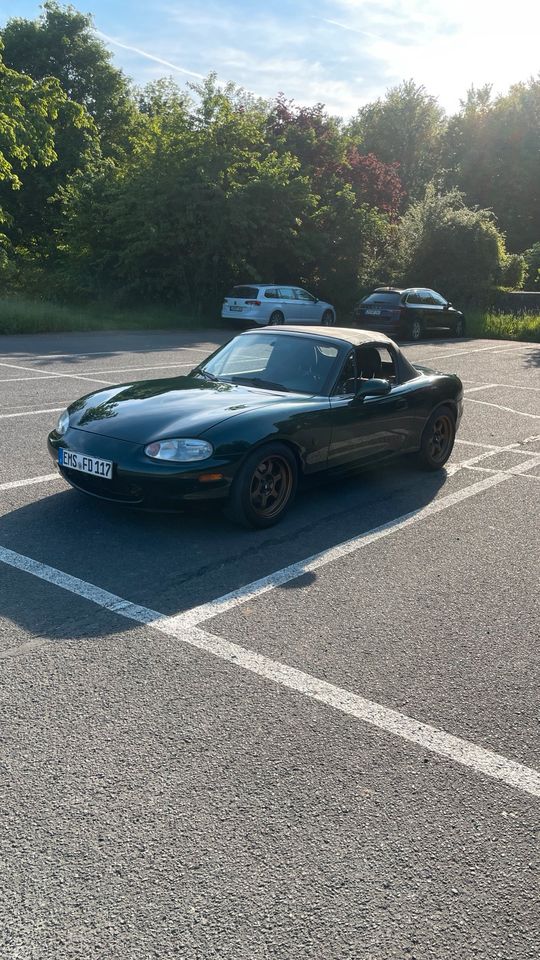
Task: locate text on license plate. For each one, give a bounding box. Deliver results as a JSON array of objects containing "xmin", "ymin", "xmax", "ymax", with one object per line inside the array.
[
  {"xmin": 365, "ymin": 308, "xmax": 381, "ymax": 315},
  {"xmin": 59, "ymin": 448, "xmax": 113, "ymax": 479},
  {"xmin": 230, "ymin": 305, "xmax": 243, "ymax": 312}
]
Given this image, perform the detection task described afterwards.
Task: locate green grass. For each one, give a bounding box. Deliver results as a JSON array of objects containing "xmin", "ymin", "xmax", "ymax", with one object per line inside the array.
[
  {"xmin": 1, "ymin": 295, "xmax": 539, "ymax": 342},
  {"xmin": 0, "ymin": 296, "xmax": 219, "ymax": 335},
  {"xmin": 465, "ymin": 309, "xmax": 540, "ymax": 342}
]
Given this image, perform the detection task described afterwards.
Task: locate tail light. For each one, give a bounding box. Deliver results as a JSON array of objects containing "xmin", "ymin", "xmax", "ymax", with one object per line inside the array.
[{"xmin": 245, "ymin": 300, "xmax": 261, "ymax": 306}]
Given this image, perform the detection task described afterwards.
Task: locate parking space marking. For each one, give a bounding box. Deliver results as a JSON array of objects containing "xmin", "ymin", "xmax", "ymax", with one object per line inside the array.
[
  {"xmin": 465, "ymin": 398, "xmax": 540, "ymax": 419},
  {"xmin": 0, "ymin": 474, "xmax": 60, "ymax": 492},
  {"xmin": 455, "ymin": 439, "xmax": 503, "ymax": 450},
  {"xmin": 164, "ymin": 457, "xmax": 540, "ymax": 633},
  {"xmin": 0, "ymin": 407, "xmax": 64, "ymax": 420},
  {"xmin": 0, "ymin": 539, "xmax": 539, "ymax": 799},
  {"xmin": 464, "ymin": 383, "xmax": 499, "ymax": 393},
  {"xmin": 0, "ymin": 362, "xmax": 201, "ymax": 383},
  {"xmin": 0, "ymin": 360, "xmax": 113, "ymax": 386},
  {"xmin": 464, "ymin": 464, "xmax": 540, "ymax": 480},
  {"xmin": 462, "ymin": 381, "xmax": 540, "ymax": 393},
  {"xmin": 416, "ymin": 343, "xmax": 525, "ymax": 363}
]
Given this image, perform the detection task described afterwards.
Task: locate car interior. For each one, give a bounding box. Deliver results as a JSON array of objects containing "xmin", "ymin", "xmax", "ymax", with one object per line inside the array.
[{"xmin": 334, "ymin": 345, "xmax": 398, "ymax": 395}]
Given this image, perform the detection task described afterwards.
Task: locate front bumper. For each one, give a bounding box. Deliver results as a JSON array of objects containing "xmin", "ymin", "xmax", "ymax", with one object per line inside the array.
[{"xmin": 48, "ymin": 428, "xmax": 238, "ymax": 508}]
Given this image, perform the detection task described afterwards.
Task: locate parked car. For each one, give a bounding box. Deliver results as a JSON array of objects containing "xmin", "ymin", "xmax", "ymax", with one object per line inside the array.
[
  {"xmin": 221, "ymin": 284, "xmax": 336, "ymax": 326},
  {"xmin": 353, "ymin": 287, "xmax": 465, "ymax": 341},
  {"xmin": 48, "ymin": 326, "xmax": 463, "ymax": 529}
]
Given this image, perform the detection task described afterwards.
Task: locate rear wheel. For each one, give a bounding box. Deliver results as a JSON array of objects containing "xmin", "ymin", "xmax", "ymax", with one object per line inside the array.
[
  {"xmin": 409, "ymin": 317, "xmax": 424, "ymax": 341},
  {"xmin": 321, "ymin": 309, "xmax": 334, "ymax": 325},
  {"xmin": 268, "ymin": 310, "xmax": 284, "ymax": 325},
  {"xmin": 226, "ymin": 443, "xmax": 298, "ymax": 528},
  {"xmin": 417, "ymin": 406, "xmax": 456, "ymax": 470}
]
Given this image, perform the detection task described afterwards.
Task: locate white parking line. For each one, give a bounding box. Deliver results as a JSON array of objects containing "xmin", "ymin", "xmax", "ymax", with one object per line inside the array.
[
  {"xmin": 0, "ymin": 407, "xmax": 64, "ymax": 420},
  {"xmin": 464, "ymin": 383, "xmax": 499, "ymax": 393},
  {"xmin": 0, "ymin": 474, "xmax": 60, "ymax": 492},
  {"xmin": 0, "ymin": 362, "xmax": 195, "ymax": 383},
  {"xmin": 0, "ymin": 533, "xmax": 539, "ymax": 799},
  {"xmin": 416, "ymin": 343, "xmax": 525, "ymax": 363},
  {"xmin": 465, "ymin": 398, "xmax": 540, "ymax": 419},
  {"xmin": 0, "ymin": 360, "xmax": 112, "ymax": 386},
  {"xmin": 454, "ymin": 439, "xmax": 503, "ymax": 450},
  {"xmin": 165, "ymin": 458, "xmax": 540, "ymax": 632},
  {"xmin": 0, "ymin": 347, "xmax": 212, "ymax": 361},
  {"xmin": 464, "ymin": 465, "xmax": 540, "ymax": 480},
  {"xmin": 462, "ymin": 381, "xmax": 540, "ymax": 393}
]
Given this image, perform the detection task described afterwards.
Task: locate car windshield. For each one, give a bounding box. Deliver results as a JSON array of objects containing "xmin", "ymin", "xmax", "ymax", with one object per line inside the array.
[{"xmin": 199, "ymin": 333, "xmax": 340, "ymax": 395}]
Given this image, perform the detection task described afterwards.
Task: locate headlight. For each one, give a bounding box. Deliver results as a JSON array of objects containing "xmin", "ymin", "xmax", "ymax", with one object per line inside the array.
[
  {"xmin": 56, "ymin": 410, "xmax": 70, "ymax": 435},
  {"xmin": 144, "ymin": 438, "xmax": 214, "ymax": 462}
]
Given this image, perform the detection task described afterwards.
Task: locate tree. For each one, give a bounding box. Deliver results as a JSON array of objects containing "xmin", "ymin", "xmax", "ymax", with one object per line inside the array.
[
  {"xmin": 444, "ymin": 77, "xmax": 540, "ymax": 250},
  {"xmin": 347, "ymin": 80, "xmax": 446, "ymax": 203},
  {"xmin": 0, "ymin": 41, "xmax": 83, "ymax": 277},
  {"xmin": 0, "ymin": 1, "xmax": 135, "ymax": 157},
  {"xmin": 384, "ymin": 187, "xmax": 508, "ymax": 302},
  {"xmin": 523, "ymin": 243, "xmax": 540, "ymax": 290}
]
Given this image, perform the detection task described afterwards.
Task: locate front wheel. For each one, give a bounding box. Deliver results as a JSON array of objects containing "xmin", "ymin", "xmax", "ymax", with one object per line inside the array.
[
  {"xmin": 454, "ymin": 316, "xmax": 465, "ymax": 337},
  {"xmin": 321, "ymin": 309, "xmax": 335, "ymax": 326},
  {"xmin": 268, "ymin": 310, "xmax": 284, "ymax": 326},
  {"xmin": 416, "ymin": 406, "xmax": 456, "ymax": 470},
  {"xmin": 226, "ymin": 443, "xmax": 298, "ymax": 528}
]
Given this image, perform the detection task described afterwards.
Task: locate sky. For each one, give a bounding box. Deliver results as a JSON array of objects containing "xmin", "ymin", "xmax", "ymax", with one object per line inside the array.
[{"xmin": 1, "ymin": 0, "xmax": 540, "ymax": 117}]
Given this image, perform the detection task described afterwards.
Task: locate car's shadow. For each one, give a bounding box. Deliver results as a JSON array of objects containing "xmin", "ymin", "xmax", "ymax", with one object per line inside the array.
[{"xmin": 0, "ymin": 460, "xmax": 450, "ymax": 643}]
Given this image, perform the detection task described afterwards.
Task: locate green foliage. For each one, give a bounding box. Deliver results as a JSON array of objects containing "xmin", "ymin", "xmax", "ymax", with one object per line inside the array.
[
  {"xmin": 0, "ymin": 294, "xmax": 216, "ymax": 334},
  {"xmin": 347, "ymin": 80, "xmax": 446, "ymax": 202},
  {"xmin": 384, "ymin": 187, "xmax": 507, "ymax": 302},
  {"xmin": 500, "ymin": 253, "xmax": 526, "ymax": 290},
  {"xmin": 444, "ymin": 77, "xmax": 540, "ymax": 250},
  {"xmin": 523, "ymin": 243, "xmax": 540, "ymax": 290},
  {"xmin": 0, "ymin": 1, "xmax": 136, "ymax": 157}
]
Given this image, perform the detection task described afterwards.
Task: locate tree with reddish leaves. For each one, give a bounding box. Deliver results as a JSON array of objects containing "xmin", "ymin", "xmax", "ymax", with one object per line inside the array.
[{"xmin": 340, "ymin": 149, "xmax": 403, "ymax": 219}]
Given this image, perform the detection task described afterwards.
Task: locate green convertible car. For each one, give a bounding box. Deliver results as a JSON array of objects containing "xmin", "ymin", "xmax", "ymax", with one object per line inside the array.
[{"xmin": 48, "ymin": 326, "xmax": 463, "ymax": 528}]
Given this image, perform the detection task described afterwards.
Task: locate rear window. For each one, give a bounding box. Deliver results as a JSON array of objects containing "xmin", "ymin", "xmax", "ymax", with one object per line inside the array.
[
  {"xmin": 228, "ymin": 286, "xmax": 259, "ymax": 299},
  {"xmin": 361, "ymin": 292, "xmax": 402, "ymax": 305}
]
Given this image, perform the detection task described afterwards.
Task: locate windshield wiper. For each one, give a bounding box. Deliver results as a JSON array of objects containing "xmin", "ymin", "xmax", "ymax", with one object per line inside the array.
[
  {"xmin": 195, "ymin": 368, "xmax": 219, "ymax": 382},
  {"xmin": 230, "ymin": 376, "xmax": 292, "ymax": 392}
]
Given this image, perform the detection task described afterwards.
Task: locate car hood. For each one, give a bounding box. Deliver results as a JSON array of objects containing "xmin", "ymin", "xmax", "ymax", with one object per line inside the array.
[{"xmin": 67, "ymin": 375, "xmax": 303, "ymax": 443}]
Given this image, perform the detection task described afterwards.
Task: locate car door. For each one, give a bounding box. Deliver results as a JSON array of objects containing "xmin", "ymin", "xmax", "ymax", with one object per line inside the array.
[
  {"xmin": 327, "ymin": 348, "xmax": 409, "ymax": 469},
  {"xmin": 293, "ymin": 287, "xmax": 318, "ymax": 323},
  {"xmin": 276, "ymin": 287, "xmax": 299, "ymax": 322}
]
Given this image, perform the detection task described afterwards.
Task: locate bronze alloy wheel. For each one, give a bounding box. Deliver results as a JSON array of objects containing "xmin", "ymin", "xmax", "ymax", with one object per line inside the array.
[
  {"xmin": 249, "ymin": 454, "xmax": 293, "ymax": 519},
  {"xmin": 427, "ymin": 413, "xmax": 454, "ymax": 464}
]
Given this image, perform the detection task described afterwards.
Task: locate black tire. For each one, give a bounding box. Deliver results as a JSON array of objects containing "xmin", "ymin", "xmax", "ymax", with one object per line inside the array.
[
  {"xmin": 321, "ymin": 309, "xmax": 334, "ymax": 326},
  {"xmin": 226, "ymin": 442, "xmax": 298, "ymax": 528},
  {"xmin": 453, "ymin": 315, "xmax": 465, "ymax": 337},
  {"xmin": 409, "ymin": 316, "xmax": 424, "ymax": 341},
  {"xmin": 268, "ymin": 310, "xmax": 285, "ymax": 326},
  {"xmin": 416, "ymin": 405, "xmax": 456, "ymax": 470}
]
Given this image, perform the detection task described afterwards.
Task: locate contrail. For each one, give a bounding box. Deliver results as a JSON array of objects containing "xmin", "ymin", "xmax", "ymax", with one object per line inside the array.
[
  {"xmin": 96, "ymin": 30, "xmax": 206, "ymax": 79},
  {"xmin": 317, "ymin": 17, "xmax": 382, "ymax": 41}
]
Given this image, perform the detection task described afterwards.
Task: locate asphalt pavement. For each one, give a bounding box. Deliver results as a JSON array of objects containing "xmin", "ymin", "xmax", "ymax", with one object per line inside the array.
[{"xmin": 0, "ymin": 327, "xmax": 539, "ymax": 959}]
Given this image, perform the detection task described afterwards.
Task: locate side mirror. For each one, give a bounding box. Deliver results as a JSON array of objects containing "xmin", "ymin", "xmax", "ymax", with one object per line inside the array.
[
  {"xmin": 352, "ymin": 378, "xmax": 391, "ymax": 402},
  {"xmin": 444, "ymin": 301, "xmax": 452, "ymax": 309}
]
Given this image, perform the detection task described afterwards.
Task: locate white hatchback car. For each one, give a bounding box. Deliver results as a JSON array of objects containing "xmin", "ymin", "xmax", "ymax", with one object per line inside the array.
[{"xmin": 221, "ymin": 284, "xmax": 336, "ymax": 326}]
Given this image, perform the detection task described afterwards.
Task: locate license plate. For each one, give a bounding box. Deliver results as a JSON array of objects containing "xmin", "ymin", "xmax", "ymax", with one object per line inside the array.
[
  {"xmin": 59, "ymin": 448, "xmax": 113, "ymax": 479},
  {"xmin": 230, "ymin": 305, "xmax": 243, "ymax": 312},
  {"xmin": 365, "ymin": 308, "xmax": 381, "ymax": 316}
]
